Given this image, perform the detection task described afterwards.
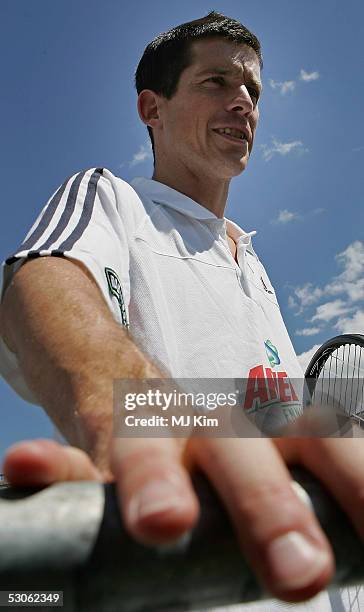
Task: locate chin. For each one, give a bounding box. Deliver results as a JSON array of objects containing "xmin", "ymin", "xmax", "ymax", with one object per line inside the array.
[
  {"xmin": 226, "ymin": 155, "xmax": 250, "ymax": 177},
  {"xmin": 206, "ymin": 152, "xmax": 250, "ymax": 179}
]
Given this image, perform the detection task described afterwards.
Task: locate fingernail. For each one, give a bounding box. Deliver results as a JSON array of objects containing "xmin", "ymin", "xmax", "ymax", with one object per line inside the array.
[
  {"xmin": 128, "ymin": 480, "xmax": 185, "ymax": 524},
  {"xmin": 291, "ymin": 481, "xmax": 313, "ymax": 510},
  {"xmin": 267, "ymin": 531, "xmax": 330, "ymax": 590}
]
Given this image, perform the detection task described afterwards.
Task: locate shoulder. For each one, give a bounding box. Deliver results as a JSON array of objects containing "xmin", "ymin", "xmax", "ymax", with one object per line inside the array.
[
  {"xmin": 66, "ymin": 167, "xmax": 134, "ymax": 197},
  {"xmin": 74, "ymin": 167, "xmax": 135, "ymax": 202},
  {"xmin": 67, "ymin": 167, "xmax": 144, "ymax": 215},
  {"xmin": 93, "ymin": 168, "xmax": 152, "ymax": 231},
  {"xmin": 55, "ymin": 167, "xmax": 150, "ymax": 233}
]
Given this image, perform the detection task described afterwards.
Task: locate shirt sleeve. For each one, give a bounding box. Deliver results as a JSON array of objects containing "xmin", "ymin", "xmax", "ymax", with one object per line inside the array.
[{"xmin": 0, "ymin": 167, "xmax": 131, "ymax": 402}]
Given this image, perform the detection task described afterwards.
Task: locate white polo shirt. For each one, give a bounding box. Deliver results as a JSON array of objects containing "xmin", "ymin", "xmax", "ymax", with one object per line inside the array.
[{"xmin": 0, "ymin": 167, "xmax": 303, "ymax": 423}]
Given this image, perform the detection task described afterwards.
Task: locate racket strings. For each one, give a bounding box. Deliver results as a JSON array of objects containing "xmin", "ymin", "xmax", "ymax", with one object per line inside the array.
[
  {"xmin": 306, "ymin": 337, "xmax": 364, "ymax": 611},
  {"xmin": 312, "ymin": 343, "xmax": 364, "ymax": 421},
  {"xmin": 340, "ymin": 584, "xmax": 363, "ymax": 611}
]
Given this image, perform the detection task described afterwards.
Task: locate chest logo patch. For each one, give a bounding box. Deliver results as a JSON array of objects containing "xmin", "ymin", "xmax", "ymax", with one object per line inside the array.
[
  {"xmin": 261, "ymin": 276, "xmax": 274, "ymax": 294},
  {"xmin": 105, "ymin": 267, "xmax": 128, "ymax": 327}
]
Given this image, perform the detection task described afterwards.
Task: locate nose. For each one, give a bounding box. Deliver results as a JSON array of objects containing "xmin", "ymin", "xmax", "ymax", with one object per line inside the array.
[{"xmin": 225, "ymin": 86, "xmax": 254, "ymax": 116}]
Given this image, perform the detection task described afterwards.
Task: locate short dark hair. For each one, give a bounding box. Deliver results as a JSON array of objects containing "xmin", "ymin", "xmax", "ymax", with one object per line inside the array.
[{"xmin": 135, "ymin": 11, "xmax": 263, "ymax": 162}]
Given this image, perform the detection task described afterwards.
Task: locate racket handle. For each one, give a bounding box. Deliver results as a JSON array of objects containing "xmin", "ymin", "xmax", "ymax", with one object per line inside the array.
[{"xmin": 0, "ymin": 467, "xmax": 363, "ymax": 610}]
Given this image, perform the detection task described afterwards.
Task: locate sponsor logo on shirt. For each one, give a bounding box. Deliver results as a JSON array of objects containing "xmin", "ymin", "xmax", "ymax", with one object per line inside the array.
[
  {"xmin": 105, "ymin": 267, "xmax": 129, "ymax": 327},
  {"xmin": 244, "ymin": 365, "xmax": 299, "ymax": 411},
  {"xmin": 264, "ymin": 339, "xmax": 280, "ymax": 368},
  {"xmin": 243, "ymin": 340, "xmax": 301, "ymax": 419}
]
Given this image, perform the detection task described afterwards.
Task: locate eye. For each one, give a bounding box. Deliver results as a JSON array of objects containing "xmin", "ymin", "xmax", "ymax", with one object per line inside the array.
[
  {"xmin": 205, "ymin": 76, "xmax": 225, "ymax": 86},
  {"xmin": 248, "ymin": 87, "xmax": 260, "ymax": 105}
]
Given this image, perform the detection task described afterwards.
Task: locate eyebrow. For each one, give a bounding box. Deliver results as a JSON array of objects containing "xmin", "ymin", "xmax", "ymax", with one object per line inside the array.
[{"xmin": 195, "ymin": 67, "xmax": 262, "ymax": 91}]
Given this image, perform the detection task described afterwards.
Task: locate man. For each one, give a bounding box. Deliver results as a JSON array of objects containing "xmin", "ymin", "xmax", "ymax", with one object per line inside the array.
[{"xmin": 0, "ymin": 12, "xmax": 363, "ymax": 605}]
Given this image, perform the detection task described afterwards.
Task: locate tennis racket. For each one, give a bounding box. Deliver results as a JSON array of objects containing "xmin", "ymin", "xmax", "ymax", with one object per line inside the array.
[
  {"xmin": 305, "ymin": 333, "xmax": 364, "ymax": 612},
  {"xmin": 304, "ymin": 333, "xmax": 364, "ymax": 426}
]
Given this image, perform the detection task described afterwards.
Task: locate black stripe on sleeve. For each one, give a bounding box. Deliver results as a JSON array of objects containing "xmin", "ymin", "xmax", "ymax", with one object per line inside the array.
[
  {"xmin": 34, "ymin": 170, "xmax": 87, "ymax": 251},
  {"xmin": 5, "ymin": 256, "xmax": 19, "ymax": 265},
  {"xmin": 5, "ymin": 170, "xmax": 80, "ymax": 263},
  {"xmin": 57, "ymin": 168, "xmax": 103, "ymax": 252},
  {"xmin": 5, "ymin": 252, "xmax": 42, "ymax": 265},
  {"xmin": 16, "ymin": 174, "xmax": 74, "ymax": 252},
  {"xmin": 5, "ymin": 168, "xmax": 104, "ymax": 265}
]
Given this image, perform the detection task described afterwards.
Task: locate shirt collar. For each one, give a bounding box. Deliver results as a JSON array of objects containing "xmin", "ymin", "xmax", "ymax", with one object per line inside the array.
[
  {"xmin": 131, "ymin": 177, "xmax": 222, "ymax": 221},
  {"xmin": 130, "ymin": 177, "xmax": 257, "ymax": 249},
  {"xmin": 226, "ymin": 219, "xmax": 257, "ymax": 242},
  {"xmin": 226, "ymin": 219, "xmax": 257, "ymax": 256}
]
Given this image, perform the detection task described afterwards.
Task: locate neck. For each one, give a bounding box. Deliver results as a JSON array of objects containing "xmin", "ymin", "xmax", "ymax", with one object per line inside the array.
[{"xmin": 152, "ymin": 162, "xmax": 230, "ymax": 219}]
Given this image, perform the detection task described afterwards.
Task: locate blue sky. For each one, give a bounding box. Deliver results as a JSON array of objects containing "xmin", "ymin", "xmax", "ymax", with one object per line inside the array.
[{"xmin": 1, "ymin": 0, "xmax": 363, "ymax": 463}]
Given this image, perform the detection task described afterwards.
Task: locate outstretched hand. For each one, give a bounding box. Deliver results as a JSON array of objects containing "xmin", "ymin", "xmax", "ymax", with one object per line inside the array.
[{"xmin": 10, "ymin": 434, "xmax": 364, "ymax": 603}]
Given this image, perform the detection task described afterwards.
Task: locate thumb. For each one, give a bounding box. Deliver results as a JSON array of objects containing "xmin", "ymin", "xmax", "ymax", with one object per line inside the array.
[{"xmin": 3, "ymin": 439, "xmax": 103, "ymax": 486}]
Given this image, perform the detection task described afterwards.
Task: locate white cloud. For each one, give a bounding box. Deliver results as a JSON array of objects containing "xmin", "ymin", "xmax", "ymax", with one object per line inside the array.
[
  {"xmin": 346, "ymin": 279, "xmax": 364, "ymax": 302},
  {"xmin": 293, "ymin": 283, "xmax": 324, "ymax": 309},
  {"xmin": 274, "ymin": 207, "xmax": 326, "ymax": 229},
  {"xmin": 335, "ymin": 240, "xmax": 364, "ymax": 282},
  {"xmin": 290, "ymin": 241, "xmax": 364, "ymax": 316},
  {"xmin": 323, "ymin": 242, "xmax": 364, "ymax": 303},
  {"xmin": 325, "ymin": 278, "xmax": 364, "ymax": 302},
  {"xmin": 273, "ymin": 209, "xmax": 300, "ymax": 224},
  {"xmin": 288, "ymin": 295, "xmax": 298, "ymax": 309},
  {"xmin": 296, "ymin": 344, "xmax": 321, "ymax": 372},
  {"xmin": 291, "ymin": 242, "xmax": 364, "ymax": 364},
  {"xmin": 261, "ymin": 138, "xmax": 308, "ymax": 162},
  {"xmin": 129, "ymin": 142, "xmax": 153, "ymax": 167},
  {"xmin": 300, "ymin": 69, "xmax": 320, "ymax": 82},
  {"xmin": 269, "ymin": 70, "xmax": 319, "ymax": 94},
  {"xmin": 269, "ymin": 79, "xmax": 296, "ymax": 95},
  {"xmin": 311, "ymin": 299, "xmax": 352, "ymax": 322},
  {"xmin": 334, "ymin": 309, "xmax": 364, "ymax": 334},
  {"xmin": 296, "ymin": 327, "xmax": 321, "ymax": 336}
]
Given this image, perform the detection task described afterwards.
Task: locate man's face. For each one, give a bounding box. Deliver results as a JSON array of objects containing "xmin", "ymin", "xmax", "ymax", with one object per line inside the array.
[{"xmin": 156, "ymin": 38, "xmax": 262, "ymax": 180}]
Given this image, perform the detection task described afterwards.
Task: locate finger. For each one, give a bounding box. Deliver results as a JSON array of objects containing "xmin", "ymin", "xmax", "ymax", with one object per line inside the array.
[
  {"xmin": 273, "ymin": 437, "xmax": 302, "ymax": 463},
  {"xmin": 188, "ymin": 437, "xmax": 334, "ymax": 602},
  {"xmin": 111, "ymin": 437, "xmax": 199, "ymax": 546},
  {"xmin": 277, "ymin": 404, "xmax": 354, "ymax": 438},
  {"xmin": 3, "ymin": 439, "xmax": 102, "ymax": 485},
  {"xmin": 298, "ymin": 438, "xmax": 364, "ymax": 542}
]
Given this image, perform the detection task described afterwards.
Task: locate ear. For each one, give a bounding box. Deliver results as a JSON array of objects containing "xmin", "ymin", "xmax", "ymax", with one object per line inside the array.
[{"xmin": 137, "ymin": 90, "xmax": 161, "ymax": 129}]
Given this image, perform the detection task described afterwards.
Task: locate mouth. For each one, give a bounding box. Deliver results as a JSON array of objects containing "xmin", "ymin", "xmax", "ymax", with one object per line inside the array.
[{"xmin": 212, "ymin": 127, "xmax": 249, "ymax": 147}]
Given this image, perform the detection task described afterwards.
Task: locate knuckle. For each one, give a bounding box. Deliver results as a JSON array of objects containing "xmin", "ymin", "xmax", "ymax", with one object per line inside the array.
[
  {"xmin": 234, "ymin": 481, "xmax": 309, "ymax": 538},
  {"xmin": 116, "ymin": 445, "xmax": 185, "ymax": 490}
]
